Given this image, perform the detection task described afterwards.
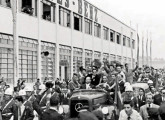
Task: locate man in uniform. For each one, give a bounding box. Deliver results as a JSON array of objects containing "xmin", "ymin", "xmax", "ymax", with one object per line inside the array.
[{"xmin": 0, "ymin": 88, "xmax": 15, "ymax": 120}]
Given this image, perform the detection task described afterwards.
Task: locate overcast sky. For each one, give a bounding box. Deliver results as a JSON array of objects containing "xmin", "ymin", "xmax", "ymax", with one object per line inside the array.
[{"xmin": 87, "ymin": 0, "xmax": 165, "ymax": 59}]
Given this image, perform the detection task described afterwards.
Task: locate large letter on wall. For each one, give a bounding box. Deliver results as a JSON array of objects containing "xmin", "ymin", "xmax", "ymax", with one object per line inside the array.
[
  {"xmin": 84, "ymin": 2, "xmax": 88, "ymax": 18},
  {"xmin": 78, "ymin": 0, "xmax": 82, "ymax": 14},
  {"xmin": 65, "ymin": 0, "xmax": 69, "ymax": 8},
  {"xmin": 57, "ymin": 0, "xmax": 62, "ymax": 5},
  {"xmin": 90, "ymin": 5, "xmax": 93, "ymax": 20},
  {"xmin": 95, "ymin": 8, "xmax": 98, "ymax": 22}
]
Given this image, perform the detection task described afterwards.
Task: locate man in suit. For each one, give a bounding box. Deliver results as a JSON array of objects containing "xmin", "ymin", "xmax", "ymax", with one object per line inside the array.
[
  {"xmin": 137, "ymin": 88, "xmax": 146, "ymax": 109},
  {"xmin": 159, "ymin": 102, "xmax": 165, "ymax": 120},
  {"xmin": 33, "ymin": 94, "xmax": 63, "ymax": 120},
  {"xmin": 140, "ymin": 93, "xmax": 160, "ymax": 120},
  {"xmin": 13, "ymin": 96, "xmax": 34, "ymax": 120},
  {"xmin": 117, "ymin": 74, "xmax": 125, "ymax": 93},
  {"xmin": 154, "ymin": 88, "xmax": 165, "ymax": 105},
  {"xmin": 81, "ymin": 76, "xmax": 94, "ymax": 89},
  {"xmin": 78, "ymin": 106, "xmax": 98, "ymax": 120}
]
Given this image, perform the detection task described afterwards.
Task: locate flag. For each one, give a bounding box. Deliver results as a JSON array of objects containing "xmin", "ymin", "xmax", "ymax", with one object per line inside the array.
[
  {"xmin": 150, "ymin": 39, "xmax": 152, "ymax": 66},
  {"xmin": 114, "ymin": 76, "xmax": 123, "ymax": 112},
  {"xmin": 10, "ymin": 0, "xmax": 17, "ymax": 19},
  {"xmin": 142, "ymin": 35, "xmax": 144, "ymax": 66},
  {"xmin": 146, "ymin": 32, "xmax": 149, "ymax": 65},
  {"xmin": 137, "ymin": 33, "xmax": 140, "ymax": 66}
]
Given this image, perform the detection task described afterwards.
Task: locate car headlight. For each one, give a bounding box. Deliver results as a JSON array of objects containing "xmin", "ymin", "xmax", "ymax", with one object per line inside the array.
[
  {"xmin": 101, "ymin": 107, "xmax": 109, "ymax": 115},
  {"xmin": 58, "ymin": 106, "xmax": 64, "ymax": 114}
]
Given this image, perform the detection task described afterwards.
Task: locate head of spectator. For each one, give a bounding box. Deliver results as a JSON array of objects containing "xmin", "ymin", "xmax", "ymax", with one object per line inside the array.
[
  {"xmin": 109, "ymin": 64, "xmax": 114, "ymax": 71},
  {"xmin": 146, "ymin": 93, "xmax": 153, "ymax": 104},
  {"xmin": 147, "ymin": 80, "xmax": 153, "ymax": 86},
  {"xmin": 139, "ymin": 88, "xmax": 145, "ymax": 96},
  {"xmin": 50, "ymin": 95, "xmax": 59, "ymax": 107},
  {"xmin": 4, "ymin": 88, "xmax": 13, "ymax": 101},
  {"xmin": 87, "ymin": 66, "xmax": 92, "ymax": 74},
  {"xmin": 18, "ymin": 89, "xmax": 26, "ymax": 101},
  {"xmin": 15, "ymin": 96, "xmax": 24, "ymax": 107},
  {"xmin": 161, "ymin": 88, "xmax": 165, "ymax": 98},
  {"xmin": 85, "ymin": 76, "xmax": 91, "ymax": 84},
  {"xmin": 101, "ymin": 75, "xmax": 107, "ymax": 83},
  {"xmin": 123, "ymin": 100, "xmax": 134, "ymax": 116},
  {"xmin": 125, "ymin": 86, "xmax": 133, "ymax": 96},
  {"xmin": 37, "ymin": 78, "xmax": 40, "ymax": 82},
  {"xmin": 92, "ymin": 66, "xmax": 98, "ymax": 75},
  {"xmin": 159, "ymin": 103, "xmax": 165, "ymax": 119},
  {"xmin": 117, "ymin": 74, "xmax": 123, "ymax": 82},
  {"xmin": 125, "ymin": 63, "xmax": 129, "ymax": 70},
  {"xmin": 72, "ymin": 73, "xmax": 79, "ymax": 83},
  {"xmin": 25, "ymin": 87, "xmax": 33, "ymax": 98},
  {"xmin": 116, "ymin": 65, "xmax": 122, "ymax": 73}
]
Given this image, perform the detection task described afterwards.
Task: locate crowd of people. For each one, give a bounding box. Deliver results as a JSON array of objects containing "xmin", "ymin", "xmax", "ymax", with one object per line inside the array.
[{"xmin": 1, "ymin": 59, "xmax": 165, "ymax": 120}]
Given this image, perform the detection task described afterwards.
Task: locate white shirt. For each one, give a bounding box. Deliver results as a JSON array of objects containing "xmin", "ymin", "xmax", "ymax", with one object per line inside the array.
[
  {"xmin": 119, "ymin": 109, "xmax": 142, "ymax": 120},
  {"xmin": 120, "ymin": 71, "xmax": 126, "ymax": 82}
]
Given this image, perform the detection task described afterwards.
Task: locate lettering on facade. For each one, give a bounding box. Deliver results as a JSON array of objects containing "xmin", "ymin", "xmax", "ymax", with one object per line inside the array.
[
  {"xmin": 65, "ymin": 0, "xmax": 69, "ymax": 8},
  {"xmin": 89, "ymin": 5, "xmax": 93, "ymax": 20},
  {"xmin": 57, "ymin": 0, "xmax": 62, "ymax": 5},
  {"xmin": 94, "ymin": 8, "xmax": 98, "ymax": 22},
  {"xmin": 78, "ymin": 0, "xmax": 82, "ymax": 14},
  {"xmin": 84, "ymin": 2, "xmax": 88, "ymax": 17}
]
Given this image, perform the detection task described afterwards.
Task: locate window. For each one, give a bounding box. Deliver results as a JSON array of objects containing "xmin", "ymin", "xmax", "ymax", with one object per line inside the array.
[
  {"xmin": 59, "ymin": 45, "xmax": 71, "ymax": 79},
  {"xmin": 103, "ymin": 26, "xmax": 109, "ymax": 40},
  {"xmin": 94, "ymin": 51, "xmax": 101, "ymax": 60},
  {"xmin": 132, "ymin": 40, "xmax": 135, "ymax": 49},
  {"xmin": 94, "ymin": 23, "xmax": 101, "ymax": 38},
  {"xmin": 116, "ymin": 34, "xmax": 121, "ymax": 44},
  {"xmin": 73, "ymin": 48, "xmax": 83, "ymax": 73},
  {"xmin": 127, "ymin": 37, "xmax": 131, "ymax": 47},
  {"xmin": 74, "ymin": 13, "xmax": 82, "ymax": 31},
  {"xmin": 110, "ymin": 30, "xmax": 114, "ymax": 42},
  {"xmin": 110, "ymin": 54, "xmax": 116, "ymax": 61},
  {"xmin": 41, "ymin": 42, "xmax": 56, "ymax": 81},
  {"xmin": 123, "ymin": 36, "xmax": 126, "ymax": 46},
  {"xmin": 85, "ymin": 18, "xmax": 92, "ymax": 35},
  {"xmin": 19, "ymin": 37, "xmax": 38, "ymax": 83},
  {"xmin": 59, "ymin": 7, "xmax": 71, "ymax": 27},
  {"xmin": 103, "ymin": 53, "xmax": 109, "ymax": 60},
  {"xmin": 21, "ymin": 0, "xmax": 37, "ymax": 16},
  {"xmin": 0, "ymin": 0, "xmax": 11, "ymax": 7},
  {"xmin": 85, "ymin": 50, "xmax": 92, "ymax": 68},
  {"xmin": 42, "ymin": 0, "xmax": 55, "ymax": 22}
]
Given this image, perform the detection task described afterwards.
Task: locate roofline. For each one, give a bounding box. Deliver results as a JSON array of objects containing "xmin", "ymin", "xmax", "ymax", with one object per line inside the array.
[{"xmin": 84, "ymin": 0, "xmax": 136, "ymax": 31}]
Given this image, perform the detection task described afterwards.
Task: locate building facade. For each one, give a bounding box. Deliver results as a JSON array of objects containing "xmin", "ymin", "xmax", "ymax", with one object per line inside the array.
[{"xmin": 0, "ymin": 0, "xmax": 136, "ymax": 83}]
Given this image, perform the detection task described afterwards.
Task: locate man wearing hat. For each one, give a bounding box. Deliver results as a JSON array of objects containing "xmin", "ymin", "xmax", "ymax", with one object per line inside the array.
[
  {"xmin": 140, "ymin": 93, "xmax": 160, "ymax": 120},
  {"xmin": 122, "ymin": 85, "xmax": 138, "ymax": 110},
  {"xmin": 154, "ymin": 88, "xmax": 165, "ymax": 105},
  {"xmin": 0, "ymin": 88, "xmax": 15, "ymax": 120},
  {"xmin": 13, "ymin": 96, "xmax": 34, "ymax": 120}
]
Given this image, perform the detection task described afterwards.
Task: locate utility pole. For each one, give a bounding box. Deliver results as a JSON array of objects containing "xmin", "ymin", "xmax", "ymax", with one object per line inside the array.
[{"xmin": 11, "ymin": 0, "xmax": 19, "ymax": 87}]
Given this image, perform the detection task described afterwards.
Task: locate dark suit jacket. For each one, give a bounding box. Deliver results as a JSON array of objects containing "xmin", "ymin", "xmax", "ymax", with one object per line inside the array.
[
  {"xmin": 154, "ymin": 94, "xmax": 162, "ymax": 105},
  {"xmin": 78, "ymin": 110, "xmax": 98, "ymax": 120},
  {"xmin": 119, "ymin": 80, "xmax": 125, "ymax": 93},
  {"xmin": 13, "ymin": 105, "xmax": 34, "ymax": 120},
  {"xmin": 138, "ymin": 95, "xmax": 146, "ymax": 108},
  {"xmin": 33, "ymin": 100, "xmax": 63, "ymax": 120},
  {"xmin": 80, "ymin": 84, "xmax": 94, "ymax": 89},
  {"xmin": 41, "ymin": 109, "xmax": 63, "ymax": 120}
]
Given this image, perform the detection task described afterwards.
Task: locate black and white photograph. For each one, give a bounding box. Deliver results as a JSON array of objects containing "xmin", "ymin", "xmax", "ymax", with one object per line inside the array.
[{"xmin": 0, "ymin": 0, "xmax": 165, "ymax": 120}]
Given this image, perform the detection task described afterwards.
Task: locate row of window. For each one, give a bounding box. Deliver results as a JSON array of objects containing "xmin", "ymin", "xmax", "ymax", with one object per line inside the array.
[{"xmin": 0, "ymin": 0, "xmax": 135, "ymax": 48}]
